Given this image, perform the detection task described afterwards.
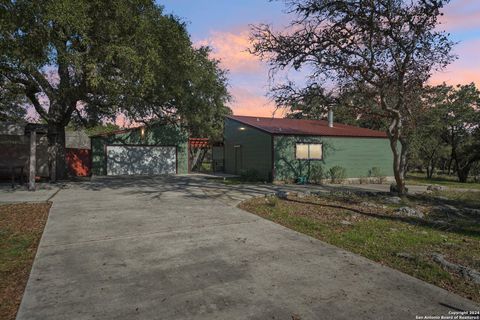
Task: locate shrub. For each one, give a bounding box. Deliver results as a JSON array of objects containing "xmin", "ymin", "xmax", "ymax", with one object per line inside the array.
[
  {"xmin": 309, "ymin": 165, "xmax": 325, "ymax": 184},
  {"xmin": 328, "ymin": 166, "xmax": 347, "ymax": 183},
  {"xmin": 368, "ymin": 167, "xmax": 387, "ymax": 184},
  {"xmin": 359, "ymin": 177, "xmax": 370, "ymax": 184}
]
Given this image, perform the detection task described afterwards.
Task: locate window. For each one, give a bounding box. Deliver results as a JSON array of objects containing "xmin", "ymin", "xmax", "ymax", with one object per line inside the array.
[{"xmin": 296, "ymin": 143, "xmax": 323, "ymax": 160}]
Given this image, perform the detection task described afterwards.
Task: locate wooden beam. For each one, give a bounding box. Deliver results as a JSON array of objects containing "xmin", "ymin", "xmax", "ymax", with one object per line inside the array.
[{"xmin": 29, "ymin": 130, "xmax": 36, "ymax": 191}]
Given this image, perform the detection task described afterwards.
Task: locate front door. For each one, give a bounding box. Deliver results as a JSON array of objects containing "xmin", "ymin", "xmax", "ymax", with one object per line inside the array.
[{"xmin": 234, "ymin": 145, "xmax": 242, "ymax": 175}]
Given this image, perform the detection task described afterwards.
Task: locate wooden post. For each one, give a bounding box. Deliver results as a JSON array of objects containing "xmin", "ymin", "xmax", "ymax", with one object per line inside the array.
[{"xmin": 29, "ymin": 130, "xmax": 36, "ymax": 191}]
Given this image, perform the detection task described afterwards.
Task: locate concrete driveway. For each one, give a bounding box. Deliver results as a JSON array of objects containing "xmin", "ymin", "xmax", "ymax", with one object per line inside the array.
[{"xmin": 17, "ymin": 176, "xmax": 478, "ymax": 319}]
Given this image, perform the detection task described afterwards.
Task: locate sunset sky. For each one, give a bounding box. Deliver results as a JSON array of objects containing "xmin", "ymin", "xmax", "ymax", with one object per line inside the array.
[{"xmin": 160, "ymin": 0, "xmax": 480, "ymax": 117}]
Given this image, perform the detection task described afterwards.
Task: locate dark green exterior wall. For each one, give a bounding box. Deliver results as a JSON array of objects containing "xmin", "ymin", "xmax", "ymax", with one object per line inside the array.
[
  {"xmin": 91, "ymin": 124, "xmax": 188, "ymax": 175},
  {"xmin": 224, "ymin": 118, "xmax": 272, "ymax": 180},
  {"xmin": 273, "ymin": 135, "xmax": 393, "ymax": 181}
]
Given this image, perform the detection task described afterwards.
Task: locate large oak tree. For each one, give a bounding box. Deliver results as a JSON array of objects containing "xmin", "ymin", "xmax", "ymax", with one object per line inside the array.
[
  {"xmin": 1, "ymin": 0, "xmax": 230, "ymax": 180},
  {"xmin": 251, "ymin": 0, "xmax": 455, "ymax": 194}
]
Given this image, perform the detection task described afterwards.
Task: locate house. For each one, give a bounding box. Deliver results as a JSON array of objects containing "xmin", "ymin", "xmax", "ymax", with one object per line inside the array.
[
  {"xmin": 90, "ymin": 123, "xmax": 188, "ymax": 176},
  {"xmin": 223, "ymin": 115, "xmax": 393, "ymax": 182}
]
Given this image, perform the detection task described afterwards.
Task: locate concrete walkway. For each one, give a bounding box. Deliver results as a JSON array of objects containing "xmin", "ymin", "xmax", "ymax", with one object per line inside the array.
[
  {"xmin": 0, "ymin": 183, "xmax": 61, "ymax": 203},
  {"xmin": 17, "ymin": 176, "xmax": 478, "ymax": 319}
]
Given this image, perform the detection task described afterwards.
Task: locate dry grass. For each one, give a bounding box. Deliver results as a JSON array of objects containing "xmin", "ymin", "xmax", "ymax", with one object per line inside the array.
[{"xmin": 0, "ymin": 202, "xmax": 51, "ymax": 320}]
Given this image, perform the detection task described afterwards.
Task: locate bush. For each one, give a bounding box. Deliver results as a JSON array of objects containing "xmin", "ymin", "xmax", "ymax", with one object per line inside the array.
[
  {"xmin": 309, "ymin": 165, "xmax": 325, "ymax": 184},
  {"xmin": 359, "ymin": 177, "xmax": 370, "ymax": 184},
  {"xmin": 328, "ymin": 166, "xmax": 347, "ymax": 183},
  {"xmin": 368, "ymin": 167, "xmax": 386, "ymax": 184}
]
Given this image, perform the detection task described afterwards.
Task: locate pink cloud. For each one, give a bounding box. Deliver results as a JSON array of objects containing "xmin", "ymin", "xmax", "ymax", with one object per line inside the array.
[
  {"xmin": 430, "ymin": 39, "xmax": 480, "ymax": 86},
  {"xmin": 228, "ymin": 87, "xmax": 285, "ymax": 117},
  {"xmin": 196, "ymin": 30, "xmax": 265, "ymax": 74},
  {"xmin": 439, "ymin": 0, "xmax": 480, "ymax": 31}
]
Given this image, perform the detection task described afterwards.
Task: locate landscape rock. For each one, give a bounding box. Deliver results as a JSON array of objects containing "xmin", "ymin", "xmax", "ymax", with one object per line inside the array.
[
  {"xmin": 396, "ymin": 252, "xmax": 415, "ymax": 260},
  {"xmin": 275, "ymin": 191, "xmax": 289, "ymax": 199},
  {"xmin": 385, "ymin": 196, "xmax": 402, "ymax": 204},
  {"xmin": 442, "ymin": 204, "xmax": 460, "ymax": 212},
  {"xmin": 395, "ymin": 206, "xmax": 424, "ymax": 218},
  {"xmin": 427, "ymin": 185, "xmax": 446, "ymax": 192},
  {"xmin": 360, "ymin": 201, "xmax": 379, "ymax": 208},
  {"xmin": 463, "ymin": 207, "xmax": 480, "ymax": 215},
  {"xmin": 434, "ymin": 204, "xmax": 471, "ymax": 217},
  {"xmin": 340, "ymin": 220, "xmax": 353, "ymax": 226},
  {"xmin": 297, "ymin": 191, "xmax": 312, "ymax": 198},
  {"xmin": 432, "ymin": 253, "xmax": 480, "ymax": 285}
]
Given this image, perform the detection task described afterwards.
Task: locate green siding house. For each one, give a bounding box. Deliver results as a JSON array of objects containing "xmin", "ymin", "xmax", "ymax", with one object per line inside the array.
[
  {"xmin": 224, "ymin": 115, "xmax": 393, "ymax": 182},
  {"xmin": 91, "ymin": 123, "xmax": 188, "ymax": 176}
]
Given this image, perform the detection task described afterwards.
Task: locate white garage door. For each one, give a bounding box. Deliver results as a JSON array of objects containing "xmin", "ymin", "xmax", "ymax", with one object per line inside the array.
[{"xmin": 106, "ymin": 145, "xmax": 176, "ymax": 176}]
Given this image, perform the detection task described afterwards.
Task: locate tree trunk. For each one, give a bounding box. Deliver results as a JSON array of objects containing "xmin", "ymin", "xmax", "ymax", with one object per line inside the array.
[
  {"xmin": 387, "ymin": 113, "xmax": 408, "ymax": 195},
  {"xmin": 456, "ymin": 163, "xmax": 471, "ymax": 183},
  {"xmin": 426, "ymin": 158, "xmax": 436, "ymax": 179},
  {"xmin": 47, "ymin": 122, "xmax": 66, "ymax": 182},
  {"xmin": 389, "ymin": 136, "xmax": 408, "ymax": 195},
  {"xmin": 447, "ymin": 153, "xmax": 453, "ymax": 175}
]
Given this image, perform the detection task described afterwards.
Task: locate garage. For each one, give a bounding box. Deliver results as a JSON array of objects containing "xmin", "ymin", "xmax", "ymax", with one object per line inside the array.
[
  {"xmin": 106, "ymin": 145, "xmax": 177, "ymax": 176},
  {"xmin": 90, "ymin": 123, "xmax": 189, "ymax": 176}
]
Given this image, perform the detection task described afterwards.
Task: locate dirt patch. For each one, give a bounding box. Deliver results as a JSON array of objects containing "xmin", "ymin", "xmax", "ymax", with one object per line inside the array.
[{"xmin": 0, "ymin": 202, "xmax": 51, "ymax": 320}]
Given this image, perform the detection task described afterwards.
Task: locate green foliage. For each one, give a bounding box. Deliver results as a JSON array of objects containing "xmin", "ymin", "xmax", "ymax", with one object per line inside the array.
[
  {"xmin": 0, "ymin": 0, "xmax": 231, "ymax": 178},
  {"xmin": 309, "ymin": 165, "xmax": 325, "ymax": 184},
  {"xmin": 438, "ymin": 83, "xmax": 480, "ymax": 182},
  {"xmin": 368, "ymin": 167, "xmax": 386, "ymax": 184},
  {"xmin": 328, "ymin": 166, "xmax": 346, "ymax": 183},
  {"xmin": 82, "ymin": 124, "xmax": 121, "ymax": 136},
  {"xmin": 414, "ymin": 83, "xmax": 480, "ymax": 182},
  {"xmin": 0, "ymin": 78, "xmax": 27, "ymax": 122},
  {"xmin": 368, "ymin": 167, "xmax": 383, "ymax": 177}
]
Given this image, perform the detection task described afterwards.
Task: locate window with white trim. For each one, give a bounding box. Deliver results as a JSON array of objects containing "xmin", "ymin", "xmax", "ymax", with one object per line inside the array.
[{"xmin": 296, "ymin": 143, "xmax": 323, "ymax": 160}]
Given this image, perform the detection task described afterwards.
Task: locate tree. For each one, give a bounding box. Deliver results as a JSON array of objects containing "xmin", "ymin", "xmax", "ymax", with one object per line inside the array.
[
  {"xmin": 0, "ymin": 77, "xmax": 27, "ymax": 122},
  {"xmin": 409, "ymin": 86, "xmax": 451, "ymax": 178},
  {"xmin": 285, "ymin": 84, "xmax": 389, "ymax": 131},
  {"xmin": 251, "ymin": 0, "xmax": 455, "ymax": 194},
  {"xmin": 1, "ymin": 0, "xmax": 230, "ymax": 180},
  {"xmin": 438, "ymin": 83, "xmax": 480, "ymax": 182}
]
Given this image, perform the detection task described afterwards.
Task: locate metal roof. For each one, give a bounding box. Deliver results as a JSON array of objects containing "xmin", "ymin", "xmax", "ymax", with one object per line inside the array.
[{"xmin": 227, "ymin": 115, "xmax": 387, "ymax": 138}]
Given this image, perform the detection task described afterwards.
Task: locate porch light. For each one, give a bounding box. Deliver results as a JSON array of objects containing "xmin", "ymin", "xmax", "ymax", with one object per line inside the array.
[
  {"xmin": 140, "ymin": 127, "xmax": 145, "ymax": 138},
  {"xmin": 239, "ymin": 127, "xmax": 246, "ymax": 131}
]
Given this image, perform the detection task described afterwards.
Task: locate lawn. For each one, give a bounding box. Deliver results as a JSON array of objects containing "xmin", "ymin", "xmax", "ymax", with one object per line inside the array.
[
  {"xmin": 0, "ymin": 202, "xmax": 51, "ymax": 320},
  {"xmin": 406, "ymin": 172, "xmax": 480, "ymax": 190},
  {"xmin": 239, "ymin": 192, "xmax": 480, "ymax": 303}
]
